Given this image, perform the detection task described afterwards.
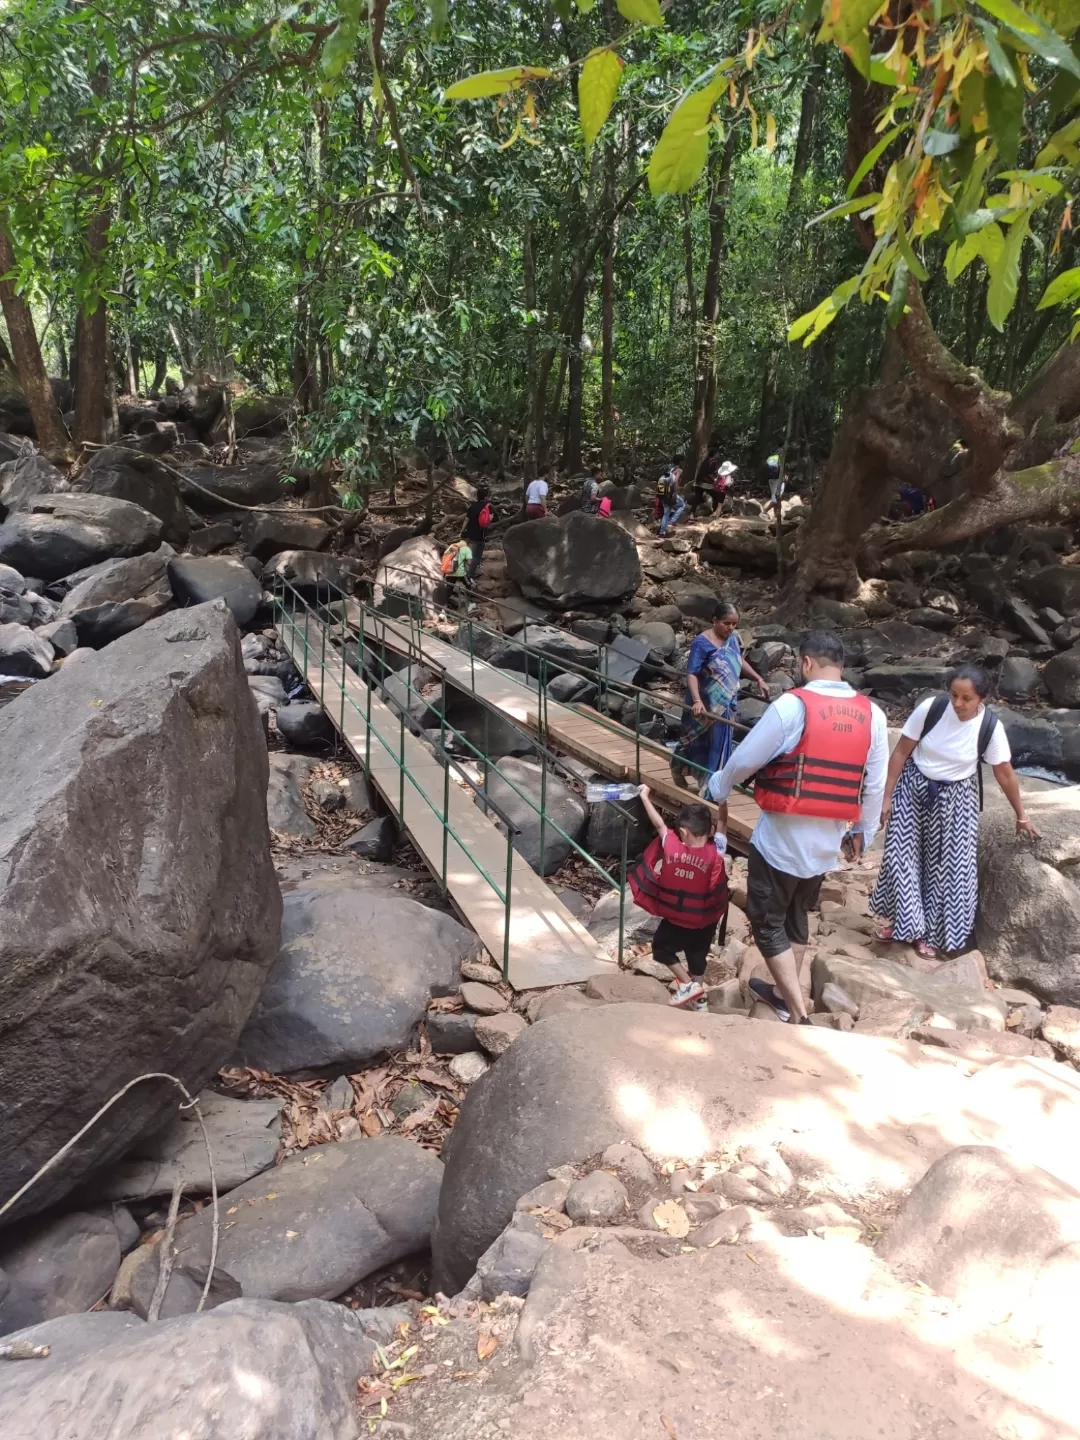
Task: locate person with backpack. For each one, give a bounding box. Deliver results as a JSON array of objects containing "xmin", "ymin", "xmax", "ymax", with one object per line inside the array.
[
  {"xmin": 706, "ymin": 632, "xmax": 889, "ymax": 1024},
  {"xmin": 463, "ymin": 484, "xmax": 493, "ymax": 581},
  {"xmin": 580, "ymin": 466, "xmax": 603, "ymax": 515},
  {"xmin": 440, "ymin": 537, "xmax": 473, "ymax": 595},
  {"xmin": 656, "ymin": 456, "xmax": 686, "ymax": 536},
  {"xmin": 631, "ymin": 786, "xmax": 729, "ymax": 1010},
  {"xmin": 870, "ymin": 665, "xmax": 1040, "ymax": 958}
]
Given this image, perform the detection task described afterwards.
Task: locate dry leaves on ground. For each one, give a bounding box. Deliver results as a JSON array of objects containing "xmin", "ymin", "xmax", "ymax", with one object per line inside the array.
[{"xmin": 218, "ymin": 1028, "xmax": 463, "ymax": 1159}]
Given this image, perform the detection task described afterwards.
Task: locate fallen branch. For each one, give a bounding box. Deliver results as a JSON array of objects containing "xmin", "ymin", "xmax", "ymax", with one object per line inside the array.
[
  {"xmin": 0, "ymin": 1342, "xmax": 50, "ymax": 1361},
  {"xmin": 146, "ymin": 1179, "xmax": 185, "ymax": 1322}
]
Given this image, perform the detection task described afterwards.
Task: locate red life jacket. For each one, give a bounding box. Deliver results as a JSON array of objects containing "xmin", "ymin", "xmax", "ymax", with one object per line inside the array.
[
  {"xmin": 629, "ymin": 834, "xmax": 728, "ymax": 928},
  {"xmin": 753, "ymin": 687, "xmax": 873, "ymax": 820}
]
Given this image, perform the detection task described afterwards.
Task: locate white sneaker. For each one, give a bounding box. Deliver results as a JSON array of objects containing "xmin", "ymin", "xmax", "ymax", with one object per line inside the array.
[
  {"xmin": 669, "ymin": 980, "xmax": 705, "ymax": 1008},
  {"xmin": 690, "ymin": 994, "xmax": 708, "ymax": 1013}
]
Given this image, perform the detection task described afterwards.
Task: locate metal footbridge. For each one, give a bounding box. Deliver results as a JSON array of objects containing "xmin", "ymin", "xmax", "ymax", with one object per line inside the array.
[{"xmin": 271, "ymin": 575, "xmax": 759, "ymax": 991}]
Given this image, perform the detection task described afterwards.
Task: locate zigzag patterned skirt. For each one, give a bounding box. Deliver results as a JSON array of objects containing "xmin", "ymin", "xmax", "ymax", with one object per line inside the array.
[{"xmin": 869, "ymin": 758, "xmax": 980, "ymax": 953}]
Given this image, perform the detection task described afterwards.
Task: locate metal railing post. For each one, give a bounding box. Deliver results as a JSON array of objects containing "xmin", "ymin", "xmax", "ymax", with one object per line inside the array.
[
  {"xmin": 503, "ymin": 830, "xmax": 513, "ymax": 980},
  {"xmin": 618, "ymin": 816, "xmax": 628, "ymax": 969},
  {"xmin": 318, "ymin": 604, "xmax": 327, "ymax": 710},
  {"xmin": 398, "ymin": 701, "xmax": 406, "ymax": 819},
  {"xmin": 538, "ymin": 746, "xmax": 548, "ymax": 878},
  {"xmin": 635, "ymin": 691, "xmax": 642, "ymax": 782}
]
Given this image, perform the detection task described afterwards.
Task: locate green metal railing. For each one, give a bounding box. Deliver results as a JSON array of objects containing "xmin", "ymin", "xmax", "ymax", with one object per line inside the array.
[{"xmin": 272, "ymin": 574, "xmax": 636, "ymax": 975}]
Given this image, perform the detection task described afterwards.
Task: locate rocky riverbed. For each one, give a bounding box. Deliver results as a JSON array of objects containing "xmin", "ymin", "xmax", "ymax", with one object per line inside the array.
[{"xmin": 1, "ymin": 425, "xmax": 1080, "ymax": 1438}]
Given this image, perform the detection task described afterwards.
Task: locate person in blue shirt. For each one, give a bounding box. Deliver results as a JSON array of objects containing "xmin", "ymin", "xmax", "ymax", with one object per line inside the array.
[{"xmin": 707, "ymin": 632, "xmax": 889, "ymax": 1024}]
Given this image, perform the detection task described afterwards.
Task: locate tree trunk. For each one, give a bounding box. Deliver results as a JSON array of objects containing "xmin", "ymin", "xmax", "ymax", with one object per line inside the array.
[
  {"xmin": 786, "ymin": 60, "xmax": 823, "ymax": 211},
  {"xmin": 601, "ymin": 143, "xmax": 616, "ymax": 477},
  {"xmin": 562, "ymin": 276, "xmax": 587, "ymax": 473},
  {"xmin": 522, "ymin": 217, "xmax": 539, "ymax": 479},
  {"xmin": 0, "ymin": 225, "xmax": 70, "ymax": 462},
  {"xmin": 685, "ymin": 128, "xmax": 738, "ymax": 489},
  {"xmin": 72, "ymin": 209, "xmax": 110, "ymax": 450},
  {"xmin": 150, "ymin": 351, "xmax": 167, "ymax": 395}
]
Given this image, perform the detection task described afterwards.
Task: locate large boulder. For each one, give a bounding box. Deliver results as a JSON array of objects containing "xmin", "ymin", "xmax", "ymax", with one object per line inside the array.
[
  {"xmin": 811, "ymin": 952, "xmax": 1006, "ymax": 1031},
  {"xmin": 56, "ymin": 544, "xmax": 175, "ymax": 647},
  {"xmin": 0, "ymin": 622, "xmax": 53, "ymax": 677},
  {"xmin": 0, "ymin": 1298, "xmax": 381, "ymax": 1440},
  {"xmin": 177, "ymin": 461, "xmax": 292, "ymax": 512},
  {"xmin": 0, "ymin": 494, "xmax": 162, "ymax": 582},
  {"xmin": 503, "ymin": 512, "xmax": 641, "ymax": 608},
  {"xmin": 0, "ymin": 603, "xmax": 281, "ymax": 1224},
  {"xmin": 234, "ymin": 878, "xmax": 480, "ymax": 1073},
  {"xmin": 0, "ymin": 1212, "xmax": 121, "ymax": 1336},
  {"xmin": 72, "ymin": 446, "xmax": 190, "ymax": 547},
  {"xmin": 978, "ymin": 786, "xmax": 1080, "ymax": 1004},
  {"xmin": 262, "ymin": 549, "xmax": 364, "ymax": 595},
  {"xmin": 878, "ymin": 1145, "xmax": 1080, "ymax": 1344},
  {"xmin": 0, "ymin": 454, "xmax": 66, "ymax": 513},
  {"xmin": 168, "ymin": 555, "xmax": 262, "ymax": 626},
  {"xmin": 481, "ymin": 757, "xmax": 587, "ymax": 875},
  {"xmin": 240, "ymin": 513, "xmax": 331, "ymax": 563},
  {"xmin": 699, "ymin": 516, "xmax": 790, "ymax": 571},
  {"xmin": 1043, "ymin": 648, "xmax": 1080, "ymax": 707},
  {"xmin": 374, "ymin": 534, "xmax": 445, "ymax": 607},
  {"xmin": 431, "ymin": 1004, "xmax": 1080, "ymax": 1292},
  {"xmin": 1022, "ymin": 564, "xmax": 1080, "ymax": 617},
  {"xmin": 159, "ymin": 1136, "xmax": 443, "ymax": 1306}
]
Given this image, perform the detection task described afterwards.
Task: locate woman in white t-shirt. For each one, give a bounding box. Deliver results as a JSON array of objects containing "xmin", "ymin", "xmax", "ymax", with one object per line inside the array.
[
  {"xmin": 524, "ymin": 474, "xmax": 549, "ymax": 519},
  {"xmin": 870, "ymin": 665, "xmax": 1040, "ymax": 957}
]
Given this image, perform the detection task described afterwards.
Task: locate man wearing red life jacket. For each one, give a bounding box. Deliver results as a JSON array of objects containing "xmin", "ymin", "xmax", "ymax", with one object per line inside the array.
[{"xmin": 706, "ymin": 632, "xmax": 888, "ymax": 1025}]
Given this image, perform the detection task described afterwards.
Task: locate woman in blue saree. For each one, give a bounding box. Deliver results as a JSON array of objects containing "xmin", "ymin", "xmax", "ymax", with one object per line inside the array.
[{"xmin": 671, "ymin": 600, "xmax": 769, "ymax": 789}]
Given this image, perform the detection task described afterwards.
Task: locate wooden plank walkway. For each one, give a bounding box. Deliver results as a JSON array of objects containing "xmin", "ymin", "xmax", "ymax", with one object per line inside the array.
[
  {"xmin": 352, "ymin": 607, "xmax": 762, "ymax": 851},
  {"xmin": 276, "ymin": 608, "xmax": 616, "ymax": 992}
]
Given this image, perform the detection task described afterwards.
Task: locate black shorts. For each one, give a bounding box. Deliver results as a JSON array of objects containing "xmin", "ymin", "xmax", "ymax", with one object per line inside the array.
[
  {"xmin": 745, "ymin": 844, "xmax": 822, "ymax": 960},
  {"xmin": 652, "ymin": 918, "xmax": 717, "ymax": 978}
]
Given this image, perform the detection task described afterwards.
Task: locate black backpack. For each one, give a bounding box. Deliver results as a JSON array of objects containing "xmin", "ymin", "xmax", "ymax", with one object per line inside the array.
[{"xmin": 918, "ymin": 694, "xmax": 999, "ymax": 808}]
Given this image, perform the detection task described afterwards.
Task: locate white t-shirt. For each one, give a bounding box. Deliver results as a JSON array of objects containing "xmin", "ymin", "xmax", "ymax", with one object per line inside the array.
[
  {"xmin": 525, "ymin": 479, "xmax": 548, "ymax": 506},
  {"xmin": 903, "ymin": 695, "xmax": 1011, "ymax": 782}
]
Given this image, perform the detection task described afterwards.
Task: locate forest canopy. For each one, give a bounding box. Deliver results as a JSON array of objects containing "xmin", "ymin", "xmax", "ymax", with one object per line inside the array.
[{"xmin": 5, "ymin": 0, "xmax": 1080, "ymax": 597}]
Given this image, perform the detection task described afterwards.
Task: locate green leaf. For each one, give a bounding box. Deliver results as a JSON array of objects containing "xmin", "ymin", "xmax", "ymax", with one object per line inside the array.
[
  {"xmin": 578, "ymin": 50, "xmax": 624, "ymax": 147},
  {"xmin": 923, "ymin": 128, "xmax": 961, "ymax": 156},
  {"xmin": 616, "ymin": 0, "xmax": 663, "ymax": 25},
  {"xmin": 1022, "ymin": 18, "xmax": 1080, "ymax": 80},
  {"xmin": 807, "ymin": 192, "xmax": 882, "ymax": 226},
  {"xmin": 987, "ymin": 215, "xmax": 1029, "ymax": 330},
  {"xmin": 985, "ymin": 73, "xmax": 1024, "ymax": 166},
  {"xmin": 648, "ymin": 77, "xmax": 725, "ymax": 195},
  {"xmin": 576, "ymin": 0, "xmax": 598, "ymax": 10},
  {"xmin": 828, "ymin": 0, "xmax": 885, "ymax": 45},
  {"xmin": 845, "ymin": 31, "xmax": 872, "ymax": 80},
  {"xmin": 886, "ymin": 260, "xmax": 910, "ymax": 327},
  {"xmin": 895, "ymin": 227, "xmax": 930, "ymax": 282},
  {"xmin": 1037, "ymin": 265, "xmax": 1080, "ymax": 309},
  {"xmin": 787, "ymin": 277, "xmax": 860, "ymax": 346},
  {"xmin": 430, "ymin": 0, "xmax": 449, "ymax": 42},
  {"xmin": 975, "ymin": 18, "xmax": 1018, "ymax": 84},
  {"xmin": 974, "ymin": 0, "xmax": 1040, "ymax": 35},
  {"xmin": 958, "ymin": 72, "xmax": 987, "ymax": 132},
  {"xmin": 799, "ymin": 0, "xmax": 824, "ymax": 31},
  {"xmin": 846, "ymin": 125, "xmax": 905, "ymax": 198},
  {"xmin": 445, "ymin": 67, "xmax": 552, "ymax": 99}
]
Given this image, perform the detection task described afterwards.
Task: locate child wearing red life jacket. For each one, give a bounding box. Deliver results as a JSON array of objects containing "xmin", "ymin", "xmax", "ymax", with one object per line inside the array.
[{"xmin": 629, "ymin": 786, "xmax": 729, "ymax": 1011}]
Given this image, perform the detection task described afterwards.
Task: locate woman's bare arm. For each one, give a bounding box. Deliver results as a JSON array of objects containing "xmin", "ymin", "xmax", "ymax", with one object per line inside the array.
[
  {"xmin": 880, "ymin": 735, "xmax": 917, "ymax": 826},
  {"xmin": 992, "ymin": 762, "xmax": 1041, "ymax": 839}
]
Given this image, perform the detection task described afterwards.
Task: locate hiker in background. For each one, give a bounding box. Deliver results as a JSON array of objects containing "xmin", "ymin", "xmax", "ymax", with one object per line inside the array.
[
  {"xmin": 440, "ymin": 536, "xmax": 472, "ymax": 603},
  {"xmin": 463, "ymin": 483, "xmax": 493, "ymax": 581},
  {"xmin": 691, "ymin": 445, "xmax": 721, "ymax": 515},
  {"xmin": 657, "ymin": 456, "xmax": 687, "ymax": 536},
  {"xmin": 765, "ymin": 453, "xmax": 785, "ymax": 506},
  {"xmin": 712, "ymin": 460, "xmax": 738, "ymax": 513},
  {"xmin": 632, "ymin": 786, "xmax": 729, "ymax": 1011},
  {"xmin": 899, "ymin": 483, "xmax": 929, "ymax": 516},
  {"xmin": 580, "ymin": 465, "xmax": 603, "ymax": 514},
  {"xmin": 671, "ymin": 600, "xmax": 769, "ymax": 790},
  {"xmin": 870, "ymin": 665, "xmax": 1039, "ymax": 958},
  {"xmin": 707, "ymin": 632, "xmax": 888, "ymax": 1025},
  {"xmin": 524, "ymin": 468, "xmax": 550, "ymax": 519}
]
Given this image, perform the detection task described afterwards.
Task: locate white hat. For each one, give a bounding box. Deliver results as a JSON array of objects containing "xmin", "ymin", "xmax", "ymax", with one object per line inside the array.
[{"xmin": 718, "ymin": 461, "xmax": 738, "ymax": 476}]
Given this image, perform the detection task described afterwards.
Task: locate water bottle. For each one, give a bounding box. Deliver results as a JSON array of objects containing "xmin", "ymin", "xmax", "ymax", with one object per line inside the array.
[{"xmin": 585, "ymin": 781, "xmax": 641, "ymax": 804}]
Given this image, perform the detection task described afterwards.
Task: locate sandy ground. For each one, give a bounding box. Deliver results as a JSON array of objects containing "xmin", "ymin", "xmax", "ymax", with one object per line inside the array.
[{"xmin": 384, "ymin": 1221, "xmax": 1078, "ymax": 1440}]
